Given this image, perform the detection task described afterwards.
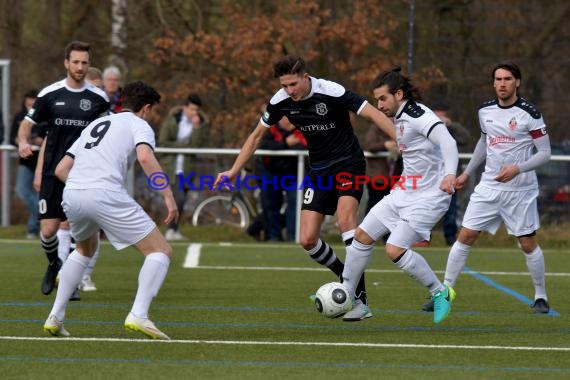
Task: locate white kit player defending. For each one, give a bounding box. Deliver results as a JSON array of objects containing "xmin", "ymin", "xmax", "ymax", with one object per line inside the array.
[
  {"xmin": 42, "ymin": 81, "xmax": 179, "ymax": 339},
  {"xmin": 340, "ymin": 67, "xmax": 458, "ymax": 324},
  {"xmin": 442, "ymin": 62, "xmax": 552, "ymax": 314}
]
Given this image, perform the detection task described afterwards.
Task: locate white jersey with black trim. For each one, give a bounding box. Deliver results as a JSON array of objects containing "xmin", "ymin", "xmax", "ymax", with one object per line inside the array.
[
  {"xmin": 65, "ymin": 112, "xmax": 155, "ymax": 192},
  {"xmin": 394, "ymin": 100, "xmax": 447, "ymax": 192},
  {"xmin": 478, "ymin": 97, "xmax": 546, "ymax": 191}
]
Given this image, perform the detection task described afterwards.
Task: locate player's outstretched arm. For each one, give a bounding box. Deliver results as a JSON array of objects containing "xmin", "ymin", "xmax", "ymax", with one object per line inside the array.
[
  {"xmin": 213, "ymin": 123, "xmax": 267, "ymax": 189},
  {"xmin": 359, "ymin": 103, "xmax": 396, "ymax": 140},
  {"xmin": 136, "ymin": 144, "xmax": 179, "ymax": 225}
]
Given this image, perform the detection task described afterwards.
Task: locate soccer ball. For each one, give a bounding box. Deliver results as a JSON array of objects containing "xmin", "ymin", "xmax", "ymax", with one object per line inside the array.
[{"xmin": 314, "ymin": 282, "xmax": 352, "ymax": 318}]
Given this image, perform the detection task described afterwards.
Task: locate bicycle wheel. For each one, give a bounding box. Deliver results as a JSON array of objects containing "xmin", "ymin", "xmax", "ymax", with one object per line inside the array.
[{"xmin": 191, "ymin": 195, "xmax": 250, "ymax": 228}]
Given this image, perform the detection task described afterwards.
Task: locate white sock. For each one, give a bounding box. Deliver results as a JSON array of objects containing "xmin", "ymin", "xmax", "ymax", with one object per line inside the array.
[
  {"xmin": 341, "ymin": 240, "xmax": 374, "ymax": 298},
  {"xmin": 49, "ymin": 250, "xmax": 90, "ymax": 321},
  {"xmin": 130, "ymin": 252, "xmax": 170, "ymax": 319},
  {"xmin": 524, "ymin": 245, "xmax": 547, "ymax": 300},
  {"xmin": 341, "ymin": 229, "xmax": 355, "ymax": 246},
  {"xmin": 57, "ymin": 229, "xmax": 71, "ymax": 263},
  {"xmin": 443, "ymin": 241, "xmax": 471, "ymax": 287},
  {"xmin": 83, "ymin": 235, "xmax": 100, "ymax": 279},
  {"xmin": 394, "ymin": 249, "xmax": 443, "ymax": 294}
]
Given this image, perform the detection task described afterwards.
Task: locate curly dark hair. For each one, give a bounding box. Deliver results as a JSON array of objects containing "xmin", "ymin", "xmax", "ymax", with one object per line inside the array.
[{"xmin": 371, "ymin": 66, "xmax": 422, "ymax": 102}]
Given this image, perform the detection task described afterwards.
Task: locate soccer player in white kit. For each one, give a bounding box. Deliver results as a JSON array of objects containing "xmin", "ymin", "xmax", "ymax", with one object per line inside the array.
[
  {"xmin": 43, "ymin": 81, "xmax": 179, "ymax": 339},
  {"xmin": 442, "ymin": 62, "xmax": 552, "ymax": 314},
  {"xmin": 341, "ymin": 67, "xmax": 459, "ymax": 324}
]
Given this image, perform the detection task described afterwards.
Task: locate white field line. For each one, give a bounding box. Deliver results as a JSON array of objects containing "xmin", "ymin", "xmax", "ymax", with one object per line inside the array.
[
  {"xmin": 1, "ymin": 336, "xmax": 570, "ymax": 352},
  {"xmin": 191, "ymin": 265, "xmax": 570, "ymax": 277},
  {"xmin": 3, "ymin": 238, "xmax": 569, "ymax": 254},
  {"xmin": 181, "ymin": 242, "xmax": 570, "ymax": 277},
  {"xmin": 183, "ymin": 243, "xmax": 202, "ymax": 268}
]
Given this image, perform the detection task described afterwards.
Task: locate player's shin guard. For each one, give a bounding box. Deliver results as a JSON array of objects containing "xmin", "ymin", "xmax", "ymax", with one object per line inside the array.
[
  {"xmin": 343, "ymin": 239, "xmax": 373, "ymax": 303},
  {"xmin": 57, "ymin": 229, "xmax": 71, "ymax": 263},
  {"xmin": 306, "ymin": 239, "xmax": 344, "ymax": 277},
  {"xmin": 131, "ymin": 252, "xmax": 170, "ymax": 319}
]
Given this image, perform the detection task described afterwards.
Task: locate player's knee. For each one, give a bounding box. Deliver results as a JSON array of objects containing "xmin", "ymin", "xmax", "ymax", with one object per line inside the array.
[
  {"xmin": 457, "ymin": 227, "xmax": 479, "ymax": 246},
  {"xmin": 162, "ymin": 243, "xmax": 173, "ymax": 258},
  {"xmin": 299, "ymin": 234, "xmax": 318, "ymax": 250},
  {"xmin": 354, "ymin": 228, "xmax": 374, "ymax": 245},
  {"xmin": 518, "ymin": 236, "xmax": 537, "ymax": 253},
  {"xmin": 385, "ymin": 244, "xmax": 405, "ymax": 260},
  {"xmin": 40, "ymin": 226, "xmax": 58, "ymax": 239}
]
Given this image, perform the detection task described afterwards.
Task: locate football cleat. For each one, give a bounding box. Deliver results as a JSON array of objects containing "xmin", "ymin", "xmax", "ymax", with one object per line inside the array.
[
  {"xmin": 343, "ymin": 299, "xmax": 372, "ymax": 322},
  {"xmin": 43, "ymin": 315, "xmax": 70, "ymax": 337},
  {"xmin": 432, "ymin": 286, "xmax": 455, "ymax": 324},
  {"xmin": 41, "ymin": 259, "xmax": 62, "ymax": 295},
  {"xmin": 69, "ymin": 288, "xmax": 81, "ymax": 301},
  {"xmin": 531, "ymin": 298, "xmax": 550, "ymax": 314},
  {"xmin": 124, "ymin": 313, "xmax": 170, "ymax": 340},
  {"xmin": 422, "ymin": 299, "xmax": 434, "ymax": 312},
  {"xmin": 79, "ymin": 276, "xmax": 97, "ymax": 292}
]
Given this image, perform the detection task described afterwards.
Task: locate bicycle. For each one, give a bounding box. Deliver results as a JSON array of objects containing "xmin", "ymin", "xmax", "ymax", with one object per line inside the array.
[
  {"xmin": 191, "ymin": 169, "xmax": 262, "ymax": 229},
  {"xmin": 191, "ymin": 188, "xmax": 259, "ymax": 229}
]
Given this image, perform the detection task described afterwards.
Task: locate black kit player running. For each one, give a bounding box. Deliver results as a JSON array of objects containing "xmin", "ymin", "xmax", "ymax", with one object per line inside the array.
[{"xmin": 215, "ymin": 56, "xmax": 395, "ymax": 321}]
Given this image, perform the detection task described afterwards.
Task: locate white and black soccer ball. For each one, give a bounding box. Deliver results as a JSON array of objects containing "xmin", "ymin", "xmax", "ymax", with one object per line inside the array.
[{"xmin": 314, "ymin": 282, "xmax": 352, "ymax": 318}]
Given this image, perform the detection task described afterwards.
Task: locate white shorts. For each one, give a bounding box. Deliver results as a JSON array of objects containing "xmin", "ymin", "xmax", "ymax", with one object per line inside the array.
[
  {"xmin": 461, "ymin": 184, "xmax": 540, "ymax": 236},
  {"xmin": 62, "ymin": 188, "xmax": 157, "ymax": 250},
  {"xmin": 360, "ymin": 188, "xmax": 451, "ymax": 245}
]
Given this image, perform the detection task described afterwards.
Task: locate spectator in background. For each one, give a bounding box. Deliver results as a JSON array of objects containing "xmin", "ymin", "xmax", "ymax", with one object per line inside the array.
[
  {"xmin": 159, "ymin": 93, "xmax": 208, "ymax": 241},
  {"xmin": 103, "ymin": 66, "xmax": 123, "ymax": 113},
  {"xmin": 86, "ymin": 67, "xmax": 103, "ymax": 89},
  {"xmin": 433, "ymin": 103, "xmax": 471, "ymax": 246},
  {"xmin": 257, "ymin": 116, "xmax": 307, "ymax": 241},
  {"xmin": 10, "ymin": 89, "xmax": 46, "ymax": 239}
]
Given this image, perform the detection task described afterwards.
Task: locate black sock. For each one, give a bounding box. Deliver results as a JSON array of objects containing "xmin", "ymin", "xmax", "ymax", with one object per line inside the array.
[{"xmin": 40, "ymin": 234, "xmax": 59, "ymax": 264}]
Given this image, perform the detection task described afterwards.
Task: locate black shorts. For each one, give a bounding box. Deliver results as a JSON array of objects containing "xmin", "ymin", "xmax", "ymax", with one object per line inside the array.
[
  {"xmin": 38, "ymin": 175, "xmax": 67, "ymax": 220},
  {"xmin": 301, "ymin": 158, "xmax": 366, "ymax": 216}
]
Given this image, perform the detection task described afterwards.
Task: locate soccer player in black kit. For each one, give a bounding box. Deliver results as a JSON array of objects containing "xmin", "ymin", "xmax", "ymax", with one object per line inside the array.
[
  {"xmin": 214, "ymin": 55, "xmax": 396, "ymax": 321},
  {"xmin": 18, "ymin": 41, "xmax": 110, "ymax": 297}
]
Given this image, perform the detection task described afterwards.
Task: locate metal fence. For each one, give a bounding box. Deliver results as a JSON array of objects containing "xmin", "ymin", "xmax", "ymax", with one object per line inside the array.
[{"xmin": 1, "ymin": 145, "xmax": 569, "ymax": 241}]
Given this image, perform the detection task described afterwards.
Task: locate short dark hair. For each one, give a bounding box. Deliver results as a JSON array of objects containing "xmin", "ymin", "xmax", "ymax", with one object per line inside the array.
[
  {"xmin": 122, "ymin": 81, "xmax": 161, "ymax": 112},
  {"xmin": 372, "ymin": 66, "xmax": 422, "ymax": 102},
  {"xmin": 273, "ymin": 55, "xmax": 307, "ymax": 78},
  {"xmin": 492, "ymin": 61, "xmax": 521, "ymax": 80},
  {"xmin": 186, "ymin": 93, "xmax": 202, "ymax": 107},
  {"xmin": 64, "ymin": 41, "xmax": 90, "ymax": 60}
]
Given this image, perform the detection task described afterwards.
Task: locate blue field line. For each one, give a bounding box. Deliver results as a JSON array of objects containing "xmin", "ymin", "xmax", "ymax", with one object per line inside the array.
[
  {"xmin": 0, "ymin": 301, "xmax": 557, "ymax": 320},
  {"xmin": 463, "ymin": 266, "xmax": 560, "ymax": 316},
  {"xmin": 1, "ymin": 355, "xmax": 569, "ymax": 374},
  {"xmin": 2, "ymin": 318, "xmax": 570, "ymax": 334}
]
